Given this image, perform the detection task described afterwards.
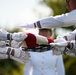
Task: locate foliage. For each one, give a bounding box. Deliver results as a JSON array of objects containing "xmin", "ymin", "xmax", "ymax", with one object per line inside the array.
[
  {"xmin": 40, "ymin": 0, "xmax": 68, "ymax": 15},
  {"xmin": 0, "ymin": 59, "xmax": 24, "ymax": 75},
  {"xmin": 63, "ymin": 55, "xmax": 76, "ymax": 75}
]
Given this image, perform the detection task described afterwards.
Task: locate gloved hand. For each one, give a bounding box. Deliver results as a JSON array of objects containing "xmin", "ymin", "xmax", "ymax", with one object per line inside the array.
[
  {"xmin": 13, "ymin": 47, "xmax": 30, "ymax": 63},
  {"xmin": 11, "ymin": 40, "xmax": 23, "ymax": 48},
  {"xmin": 67, "ymin": 40, "xmax": 76, "ymax": 50},
  {"xmin": 0, "ymin": 29, "xmax": 28, "ymax": 41},
  {"xmin": 65, "ymin": 48, "xmax": 76, "ymax": 56},
  {"xmin": 65, "ymin": 40, "xmax": 76, "ymax": 56},
  {"xmin": 0, "ymin": 47, "xmax": 10, "ymax": 54},
  {"xmin": 17, "ymin": 23, "xmax": 34, "ymax": 29},
  {"xmin": 50, "ymin": 36, "xmax": 68, "ymax": 55},
  {"xmin": 0, "ymin": 29, "xmax": 10, "ymax": 41},
  {"xmin": 0, "ymin": 54, "xmax": 8, "ymax": 59},
  {"xmin": 0, "ymin": 40, "xmax": 23, "ymax": 48},
  {"xmin": 0, "ymin": 47, "xmax": 30, "ymax": 63},
  {"xmin": 12, "ymin": 32, "xmax": 28, "ymax": 41},
  {"xmin": 0, "ymin": 41, "xmax": 10, "ymax": 47},
  {"xmin": 0, "ymin": 41, "xmax": 6, "ymax": 47},
  {"xmin": 50, "ymin": 42, "xmax": 68, "ymax": 55},
  {"xmin": 54, "ymin": 36, "xmax": 66, "ymax": 43}
]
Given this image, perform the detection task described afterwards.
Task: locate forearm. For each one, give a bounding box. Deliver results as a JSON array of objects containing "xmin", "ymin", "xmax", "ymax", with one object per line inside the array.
[
  {"xmin": 24, "ymin": 33, "xmax": 54, "ymax": 48},
  {"xmin": 63, "ymin": 29, "xmax": 76, "ymax": 41},
  {"xmin": 0, "ymin": 29, "xmax": 54, "ymax": 49},
  {"xmin": 51, "ymin": 40, "xmax": 76, "ymax": 56},
  {"xmin": 29, "ymin": 16, "xmax": 66, "ymax": 28},
  {"xmin": 35, "ymin": 17, "xmax": 65, "ymax": 28},
  {"xmin": 0, "ymin": 54, "xmax": 8, "ymax": 59},
  {"xmin": 64, "ymin": 40, "xmax": 76, "ymax": 56},
  {"xmin": 0, "ymin": 47, "xmax": 30, "ymax": 63},
  {"xmin": 39, "ymin": 9, "xmax": 76, "ymax": 28},
  {"xmin": 24, "ymin": 10, "xmax": 76, "ymax": 29}
]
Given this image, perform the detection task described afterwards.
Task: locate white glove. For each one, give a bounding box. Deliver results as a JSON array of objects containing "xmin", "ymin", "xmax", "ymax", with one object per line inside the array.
[
  {"xmin": 0, "ymin": 47, "xmax": 11, "ymax": 54},
  {"xmin": 0, "ymin": 54, "xmax": 8, "ymax": 59},
  {"xmin": 12, "ymin": 32, "xmax": 28, "ymax": 41},
  {"xmin": 50, "ymin": 42, "xmax": 67, "ymax": 55},
  {"xmin": 0, "ymin": 47, "xmax": 30, "ymax": 63},
  {"xmin": 54, "ymin": 36, "xmax": 66, "ymax": 43},
  {"xmin": 0, "ymin": 40, "xmax": 11, "ymax": 47},
  {"xmin": 51, "ymin": 36, "xmax": 68, "ymax": 55},
  {"xmin": 17, "ymin": 23, "xmax": 34, "ymax": 29},
  {"xmin": 0, "ymin": 40, "xmax": 23, "ymax": 48},
  {"xmin": 0, "ymin": 29, "xmax": 28, "ymax": 41},
  {"xmin": 0, "ymin": 41, "xmax": 7, "ymax": 47},
  {"xmin": 65, "ymin": 40, "xmax": 76, "ymax": 56},
  {"xmin": 0, "ymin": 29, "xmax": 9, "ymax": 41},
  {"xmin": 13, "ymin": 47, "xmax": 30, "ymax": 63},
  {"xmin": 65, "ymin": 49, "xmax": 76, "ymax": 56},
  {"xmin": 11, "ymin": 40, "xmax": 23, "ymax": 48},
  {"xmin": 67, "ymin": 40, "xmax": 76, "ymax": 50}
]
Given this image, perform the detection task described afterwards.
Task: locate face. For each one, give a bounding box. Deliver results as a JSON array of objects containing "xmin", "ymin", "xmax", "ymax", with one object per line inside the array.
[
  {"xmin": 66, "ymin": 0, "xmax": 76, "ymax": 11},
  {"xmin": 39, "ymin": 29, "xmax": 52, "ymax": 38}
]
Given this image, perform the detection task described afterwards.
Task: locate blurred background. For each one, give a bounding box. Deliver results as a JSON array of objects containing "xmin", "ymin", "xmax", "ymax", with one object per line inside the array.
[{"xmin": 0, "ymin": 0, "xmax": 76, "ymax": 75}]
